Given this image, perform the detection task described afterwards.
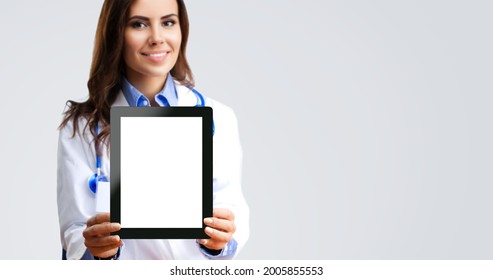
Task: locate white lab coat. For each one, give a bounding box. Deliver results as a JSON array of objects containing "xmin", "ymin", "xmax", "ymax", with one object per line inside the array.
[{"xmin": 57, "ymin": 81, "xmax": 249, "ymax": 260}]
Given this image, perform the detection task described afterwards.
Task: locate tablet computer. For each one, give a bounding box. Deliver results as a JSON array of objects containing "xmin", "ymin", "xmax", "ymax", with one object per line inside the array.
[{"xmin": 110, "ymin": 106, "xmax": 212, "ymax": 239}]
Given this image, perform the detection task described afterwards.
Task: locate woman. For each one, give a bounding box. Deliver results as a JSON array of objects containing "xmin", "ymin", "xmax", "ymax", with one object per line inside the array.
[{"xmin": 57, "ymin": 0, "xmax": 249, "ymax": 260}]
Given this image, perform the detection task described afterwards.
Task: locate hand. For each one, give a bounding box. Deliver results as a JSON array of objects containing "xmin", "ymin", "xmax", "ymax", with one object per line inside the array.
[
  {"xmin": 83, "ymin": 213, "xmax": 122, "ymax": 258},
  {"xmin": 198, "ymin": 208, "xmax": 236, "ymax": 251}
]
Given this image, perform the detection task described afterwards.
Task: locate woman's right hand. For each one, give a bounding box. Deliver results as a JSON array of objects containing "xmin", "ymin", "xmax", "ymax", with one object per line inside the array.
[{"xmin": 83, "ymin": 213, "xmax": 122, "ymax": 258}]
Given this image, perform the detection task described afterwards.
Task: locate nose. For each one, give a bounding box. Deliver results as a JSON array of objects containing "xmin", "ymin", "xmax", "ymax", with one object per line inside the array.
[{"xmin": 148, "ymin": 25, "xmax": 164, "ymax": 46}]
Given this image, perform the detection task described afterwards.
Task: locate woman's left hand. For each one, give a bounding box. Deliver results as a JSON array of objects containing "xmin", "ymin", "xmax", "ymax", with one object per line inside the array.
[{"xmin": 198, "ymin": 208, "xmax": 236, "ymax": 251}]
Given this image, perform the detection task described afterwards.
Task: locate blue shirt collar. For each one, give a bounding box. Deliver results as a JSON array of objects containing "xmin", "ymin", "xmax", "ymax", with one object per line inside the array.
[{"xmin": 121, "ymin": 73, "xmax": 178, "ymax": 107}]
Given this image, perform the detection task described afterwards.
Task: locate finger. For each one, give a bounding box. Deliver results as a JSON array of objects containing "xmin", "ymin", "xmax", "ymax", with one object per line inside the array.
[
  {"xmin": 204, "ymin": 226, "xmax": 232, "ymax": 243},
  {"xmin": 90, "ymin": 243, "xmax": 121, "ymax": 259},
  {"xmin": 204, "ymin": 217, "xmax": 236, "ymax": 234},
  {"xmin": 213, "ymin": 208, "xmax": 235, "ymax": 221},
  {"xmin": 86, "ymin": 213, "xmax": 110, "ymax": 227},
  {"xmin": 84, "ymin": 235, "xmax": 121, "ymax": 248},
  {"xmin": 198, "ymin": 238, "xmax": 226, "ymax": 251},
  {"xmin": 83, "ymin": 222, "xmax": 121, "ymax": 239}
]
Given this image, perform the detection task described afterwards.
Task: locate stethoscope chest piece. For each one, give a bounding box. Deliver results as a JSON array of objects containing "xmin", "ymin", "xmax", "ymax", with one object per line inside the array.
[
  {"xmin": 88, "ymin": 173, "xmax": 98, "ymax": 194},
  {"xmin": 88, "ymin": 124, "xmax": 104, "ymax": 194}
]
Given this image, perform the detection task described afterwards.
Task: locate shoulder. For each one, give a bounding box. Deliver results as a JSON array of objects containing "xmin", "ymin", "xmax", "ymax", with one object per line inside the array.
[
  {"xmin": 174, "ymin": 82, "xmax": 241, "ymax": 140},
  {"xmin": 208, "ymin": 97, "xmax": 237, "ymax": 121}
]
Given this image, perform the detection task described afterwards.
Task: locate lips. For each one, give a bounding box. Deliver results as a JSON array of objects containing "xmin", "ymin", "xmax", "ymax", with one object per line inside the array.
[{"xmin": 141, "ymin": 51, "xmax": 168, "ymax": 56}]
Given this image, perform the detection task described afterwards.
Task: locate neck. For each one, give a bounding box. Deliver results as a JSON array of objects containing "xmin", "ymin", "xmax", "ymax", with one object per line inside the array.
[{"xmin": 126, "ymin": 70, "xmax": 168, "ymax": 100}]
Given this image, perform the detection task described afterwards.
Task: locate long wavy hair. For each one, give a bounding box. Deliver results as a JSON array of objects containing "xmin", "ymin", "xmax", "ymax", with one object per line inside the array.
[{"xmin": 59, "ymin": 0, "xmax": 193, "ymax": 151}]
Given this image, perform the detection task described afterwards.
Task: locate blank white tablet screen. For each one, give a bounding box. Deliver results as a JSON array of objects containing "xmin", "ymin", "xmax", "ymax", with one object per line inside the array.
[{"xmin": 120, "ymin": 117, "xmax": 202, "ymax": 228}]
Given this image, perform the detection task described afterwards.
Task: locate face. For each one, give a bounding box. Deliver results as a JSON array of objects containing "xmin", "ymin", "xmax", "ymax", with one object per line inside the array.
[{"xmin": 123, "ymin": 0, "xmax": 181, "ymax": 81}]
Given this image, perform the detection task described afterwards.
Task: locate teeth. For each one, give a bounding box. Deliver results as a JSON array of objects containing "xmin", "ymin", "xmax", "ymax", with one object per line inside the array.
[{"xmin": 145, "ymin": 53, "xmax": 166, "ymax": 57}]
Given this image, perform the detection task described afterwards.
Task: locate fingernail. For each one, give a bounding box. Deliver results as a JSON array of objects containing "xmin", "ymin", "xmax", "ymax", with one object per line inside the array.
[
  {"xmin": 111, "ymin": 223, "xmax": 121, "ymax": 230},
  {"xmin": 204, "ymin": 218, "xmax": 213, "ymax": 225},
  {"xmin": 205, "ymin": 227, "xmax": 213, "ymax": 234}
]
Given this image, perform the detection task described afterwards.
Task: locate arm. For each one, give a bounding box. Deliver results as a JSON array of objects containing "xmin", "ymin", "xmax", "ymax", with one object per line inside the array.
[{"xmin": 57, "ymin": 118, "xmax": 97, "ymax": 260}]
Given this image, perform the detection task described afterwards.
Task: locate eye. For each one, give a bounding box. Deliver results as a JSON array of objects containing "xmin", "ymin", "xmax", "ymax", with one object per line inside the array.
[
  {"xmin": 162, "ymin": 20, "xmax": 176, "ymax": 27},
  {"xmin": 130, "ymin": 21, "xmax": 147, "ymax": 29}
]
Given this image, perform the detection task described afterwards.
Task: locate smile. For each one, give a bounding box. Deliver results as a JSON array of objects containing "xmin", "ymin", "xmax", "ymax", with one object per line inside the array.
[
  {"xmin": 141, "ymin": 51, "xmax": 169, "ymax": 63},
  {"xmin": 141, "ymin": 52, "xmax": 168, "ymax": 57}
]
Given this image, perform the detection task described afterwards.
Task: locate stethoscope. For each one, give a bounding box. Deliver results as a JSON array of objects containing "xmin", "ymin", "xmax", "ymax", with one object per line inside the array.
[{"xmin": 88, "ymin": 88, "xmax": 214, "ymax": 193}]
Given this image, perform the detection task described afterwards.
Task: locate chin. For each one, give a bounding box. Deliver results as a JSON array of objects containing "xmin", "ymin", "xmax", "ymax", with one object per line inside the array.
[{"xmin": 139, "ymin": 68, "xmax": 171, "ymax": 78}]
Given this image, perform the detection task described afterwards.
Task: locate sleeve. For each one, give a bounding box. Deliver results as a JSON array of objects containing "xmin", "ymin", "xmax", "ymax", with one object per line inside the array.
[
  {"xmin": 57, "ymin": 118, "xmax": 98, "ymax": 260},
  {"xmin": 199, "ymin": 238, "xmax": 238, "ymax": 259},
  {"xmin": 210, "ymin": 103, "xmax": 250, "ymax": 259}
]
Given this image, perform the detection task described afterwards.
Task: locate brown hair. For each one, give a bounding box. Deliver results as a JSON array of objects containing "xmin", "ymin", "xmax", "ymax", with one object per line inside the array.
[{"xmin": 59, "ymin": 0, "xmax": 193, "ymax": 151}]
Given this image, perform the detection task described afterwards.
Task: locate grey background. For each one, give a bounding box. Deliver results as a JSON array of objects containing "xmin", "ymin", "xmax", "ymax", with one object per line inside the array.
[{"xmin": 0, "ymin": 0, "xmax": 491, "ymax": 259}]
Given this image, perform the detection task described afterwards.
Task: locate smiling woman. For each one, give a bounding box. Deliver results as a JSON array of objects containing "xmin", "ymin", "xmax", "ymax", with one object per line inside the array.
[{"xmin": 56, "ymin": 0, "xmax": 249, "ymax": 260}]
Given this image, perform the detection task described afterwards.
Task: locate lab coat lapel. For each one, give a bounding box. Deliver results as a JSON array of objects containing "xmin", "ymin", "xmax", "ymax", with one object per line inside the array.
[
  {"xmin": 112, "ymin": 90, "xmax": 129, "ymax": 107},
  {"xmin": 175, "ymin": 82, "xmax": 197, "ymax": 106}
]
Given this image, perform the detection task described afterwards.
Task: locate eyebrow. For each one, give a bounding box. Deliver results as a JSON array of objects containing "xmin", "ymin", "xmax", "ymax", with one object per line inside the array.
[{"xmin": 128, "ymin": 14, "xmax": 178, "ymax": 21}]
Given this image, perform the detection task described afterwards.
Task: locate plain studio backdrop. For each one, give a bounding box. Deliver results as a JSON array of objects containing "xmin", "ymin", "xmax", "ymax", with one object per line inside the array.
[{"xmin": 0, "ymin": 0, "xmax": 491, "ymax": 259}]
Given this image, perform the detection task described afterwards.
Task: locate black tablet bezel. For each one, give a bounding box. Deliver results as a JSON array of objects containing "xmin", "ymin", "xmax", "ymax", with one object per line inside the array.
[{"xmin": 110, "ymin": 106, "xmax": 212, "ymax": 239}]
